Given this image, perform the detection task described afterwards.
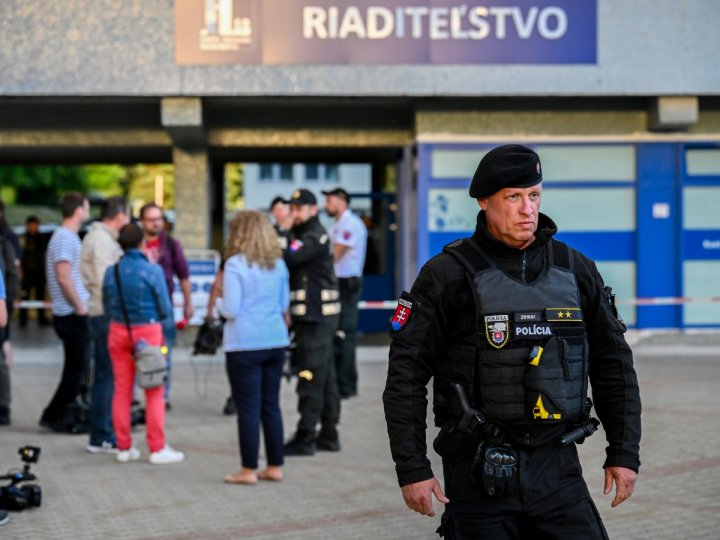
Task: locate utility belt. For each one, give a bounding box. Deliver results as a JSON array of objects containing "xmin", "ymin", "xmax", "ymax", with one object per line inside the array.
[
  {"xmin": 433, "ymin": 383, "xmax": 599, "ymax": 498},
  {"xmin": 338, "ymin": 276, "xmax": 362, "ymax": 294}
]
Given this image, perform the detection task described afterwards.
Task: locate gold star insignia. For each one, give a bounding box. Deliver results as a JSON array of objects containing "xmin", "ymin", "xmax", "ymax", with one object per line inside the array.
[
  {"xmin": 557, "ymin": 311, "xmax": 565, "ymax": 318},
  {"xmin": 565, "ymin": 311, "xmax": 572, "ymax": 318}
]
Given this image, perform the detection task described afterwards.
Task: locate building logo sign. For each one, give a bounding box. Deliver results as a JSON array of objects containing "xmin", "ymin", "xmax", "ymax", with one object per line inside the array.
[
  {"xmin": 199, "ymin": 0, "xmax": 254, "ymax": 51},
  {"xmin": 176, "ymin": 0, "xmax": 596, "ymax": 65}
]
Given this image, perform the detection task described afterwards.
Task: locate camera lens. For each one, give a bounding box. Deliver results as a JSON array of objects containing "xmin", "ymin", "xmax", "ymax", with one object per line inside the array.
[{"xmin": 25, "ymin": 485, "xmax": 42, "ymax": 508}]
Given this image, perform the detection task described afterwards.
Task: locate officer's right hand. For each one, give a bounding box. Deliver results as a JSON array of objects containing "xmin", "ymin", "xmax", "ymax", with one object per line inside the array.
[{"xmin": 401, "ymin": 477, "xmax": 449, "ymax": 517}]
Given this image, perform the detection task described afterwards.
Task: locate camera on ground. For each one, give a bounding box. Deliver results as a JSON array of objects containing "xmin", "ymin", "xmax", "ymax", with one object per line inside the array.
[{"xmin": 0, "ymin": 446, "xmax": 42, "ymax": 511}]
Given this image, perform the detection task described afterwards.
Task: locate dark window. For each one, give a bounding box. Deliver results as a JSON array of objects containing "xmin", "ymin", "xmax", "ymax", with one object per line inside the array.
[
  {"xmin": 259, "ymin": 164, "xmax": 274, "ymax": 181},
  {"xmin": 305, "ymin": 163, "xmax": 319, "ymax": 181},
  {"xmin": 325, "ymin": 164, "xmax": 340, "ymax": 181},
  {"xmin": 279, "ymin": 163, "xmax": 293, "ymax": 181}
]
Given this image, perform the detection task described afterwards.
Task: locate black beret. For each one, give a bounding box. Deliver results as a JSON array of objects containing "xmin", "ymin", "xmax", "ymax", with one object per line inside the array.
[
  {"xmin": 286, "ymin": 189, "xmax": 317, "ymax": 206},
  {"xmin": 469, "ymin": 144, "xmax": 542, "ymax": 198}
]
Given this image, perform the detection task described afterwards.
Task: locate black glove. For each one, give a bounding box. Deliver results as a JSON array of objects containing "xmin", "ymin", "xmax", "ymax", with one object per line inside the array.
[{"xmin": 471, "ymin": 444, "xmax": 517, "ymax": 497}]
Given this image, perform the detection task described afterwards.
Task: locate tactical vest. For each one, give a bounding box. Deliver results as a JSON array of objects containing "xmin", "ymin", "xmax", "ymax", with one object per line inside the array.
[
  {"xmin": 443, "ymin": 238, "xmax": 589, "ymax": 426},
  {"xmin": 288, "ymin": 218, "xmax": 340, "ymax": 323}
]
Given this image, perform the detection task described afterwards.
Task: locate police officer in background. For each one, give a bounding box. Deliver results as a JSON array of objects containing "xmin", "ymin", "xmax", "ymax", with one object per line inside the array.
[
  {"xmin": 322, "ymin": 188, "xmax": 367, "ymax": 399},
  {"xmin": 269, "ymin": 196, "xmax": 293, "ymax": 251},
  {"xmin": 383, "ymin": 145, "xmax": 640, "ymax": 539},
  {"xmin": 283, "ymin": 189, "xmax": 342, "ymax": 456}
]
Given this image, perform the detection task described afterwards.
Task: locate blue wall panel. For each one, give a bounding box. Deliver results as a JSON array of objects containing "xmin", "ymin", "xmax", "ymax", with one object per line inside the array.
[
  {"xmin": 416, "ymin": 141, "xmax": 720, "ymax": 328},
  {"xmin": 636, "ymin": 144, "xmax": 681, "ymax": 328},
  {"xmin": 553, "ymin": 232, "xmax": 635, "ymax": 261}
]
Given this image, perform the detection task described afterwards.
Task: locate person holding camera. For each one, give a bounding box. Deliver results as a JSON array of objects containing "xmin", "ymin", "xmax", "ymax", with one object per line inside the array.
[
  {"xmin": 139, "ymin": 203, "xmax": 193, "ymax": 409},
  {"xmin": 219, "ymin": 211, "xmax": 290, "ymax": 484},
  {"xmin": 103, "ymin": 223, "xmax": 184, "ymax": 465},
  {"xmin": 383, "ymin": 145, "xmax": 640, "ymax": 538}
]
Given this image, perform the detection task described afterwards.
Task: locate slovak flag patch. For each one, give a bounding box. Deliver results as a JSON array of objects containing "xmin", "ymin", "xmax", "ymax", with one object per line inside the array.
[
  {"xmin": 289, "ymin": 239, "xmax": 304, "ymax": 252},
  {"xmin": 391, "ymin": 297, "xmax": 413, "ymax": 332}
]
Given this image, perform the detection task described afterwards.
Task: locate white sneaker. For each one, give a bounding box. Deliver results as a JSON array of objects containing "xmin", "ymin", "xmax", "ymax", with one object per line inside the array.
[
  {"xmin": 86, "ymin": 441, "xmax": 118, "ymax": 455},
  {"xmin": 149, "ymin": 445, "xmax": 185, "ymax": 465},
  {"xmin": 116, "ymin": 447, "xmax": 141, "ymax": 463}
]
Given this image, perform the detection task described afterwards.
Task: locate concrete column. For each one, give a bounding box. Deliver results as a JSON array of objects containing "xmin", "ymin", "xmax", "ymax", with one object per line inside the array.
[
  {"xmin": 173, "ymin": 147, "xmax": 211, "ymax": 249},
  {"xmin": 161, "ymin": 97, "xmax": 211, "ymax": 249}
]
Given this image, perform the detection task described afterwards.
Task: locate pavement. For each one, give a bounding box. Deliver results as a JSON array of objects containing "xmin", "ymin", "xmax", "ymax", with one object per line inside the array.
[{"xmin": 1, "ymin": 323, "xmax": 720, "ymax": 539}]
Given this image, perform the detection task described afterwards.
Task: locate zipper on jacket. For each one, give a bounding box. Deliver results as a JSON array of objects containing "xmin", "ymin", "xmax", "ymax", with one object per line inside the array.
[{"xmin": 520, "ymin": 252, "xmax": 527, "ymax": 283}]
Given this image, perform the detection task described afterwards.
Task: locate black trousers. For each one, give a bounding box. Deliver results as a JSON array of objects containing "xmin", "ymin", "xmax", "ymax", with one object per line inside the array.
[
  {"xmin": 335, "ymin": 277, "xmax": 362, "ymax": 398},
  {"xmin": 41, "ymin": 314, "xmax": 89, "ymax": 424},
  {"xmin": 439, "ymin": 443, "xmax": 608, "ymax": 540},
  {"xmin": 0, "ymin": 306, "xmax": 11, "ymax": 418},
  {"xmin": 293, "ymin": 319, "xmax": 340, "ymax": 437},
  {"xmin": 19, "ymin": 271, "xmax": 48, "ymax": 324}
]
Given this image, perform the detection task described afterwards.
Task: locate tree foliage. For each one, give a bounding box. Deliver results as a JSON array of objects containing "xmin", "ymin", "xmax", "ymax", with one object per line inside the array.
[
  {"xmin": 1, "ymin": 164, "xmax": 176, "ymax": 215},
  {"xmin": 225, "ymin": 163, "xmax": 243, "ymax": 209},
  {"xmin": 0, "ymin": 165, "xmax": 88, "ymax": 205}
]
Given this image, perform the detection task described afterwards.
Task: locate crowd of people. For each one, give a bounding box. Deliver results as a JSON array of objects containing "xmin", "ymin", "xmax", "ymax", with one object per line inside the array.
[
  {"xmin": 0, "ymin": 187, "xmax": 369, "ymax": 484},
  {"xmin": 1, "ymin": 146, "xmax": 643, "ymax": 536}
]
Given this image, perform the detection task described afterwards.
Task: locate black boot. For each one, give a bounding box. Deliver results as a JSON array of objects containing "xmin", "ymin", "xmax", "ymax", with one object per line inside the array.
[
  {"xmin": 316, "ymin": 426, "xmax": 341, "ymax": 452},
  {"xmin": 222, "ymin": 396, "xmax": 236, "ymax": 415},
  {"xmin": 284, "ymin": 431, "xmax": 316, "ymax": 456}
]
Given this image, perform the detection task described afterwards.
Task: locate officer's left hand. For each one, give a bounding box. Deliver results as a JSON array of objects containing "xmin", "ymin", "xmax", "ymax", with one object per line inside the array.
[
  {"xmin": 401, "ymin": 477, "xmax": 449, "ymax": 517},
  {"xmin": 184, "ymin": 304, "xmax": 195, "ymax": 322},
  {"xmin": 604, "ymin": 466, "xmax": 637, "ymax": 508}
]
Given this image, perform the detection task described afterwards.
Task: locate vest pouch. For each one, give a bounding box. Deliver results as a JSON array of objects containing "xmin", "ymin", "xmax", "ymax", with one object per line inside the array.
[
  {"xmin": 524, "ymin": 337, "xmax": 567, "ymax": 422},
  {"xmin": 433, "ymin": 419, "xmax": 479, "ymax": 462}
]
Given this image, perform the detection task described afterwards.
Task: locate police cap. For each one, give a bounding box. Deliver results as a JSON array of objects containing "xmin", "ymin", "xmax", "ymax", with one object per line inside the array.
[
  {"xmin": 321, "ymin": 187, "xmax": 350, "ymax": 203},
  {"xmin": 286, "ymin": 189, "xmax": 317, "ymax": 206},
  {"xmin": 469, "ymin": 144, "xmax": 542, "ymax": 198}
]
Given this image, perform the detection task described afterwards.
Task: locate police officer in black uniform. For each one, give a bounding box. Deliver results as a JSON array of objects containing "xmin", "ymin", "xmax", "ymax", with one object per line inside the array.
[
  {"xmin": 283, "ymin": 189, "xmax": 342, "ymax": 456},
  {"xmin": 383, "ymin": 145, "xmax": 641, "ymax": 539},
  {"xmin": 269, "ymin": 195, "xmax": 293, "ymax": 251}
]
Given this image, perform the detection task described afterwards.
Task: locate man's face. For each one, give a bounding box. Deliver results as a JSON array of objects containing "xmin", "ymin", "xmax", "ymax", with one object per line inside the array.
[
  {"xmin": 141, "ymin": 207, "xmax": 164, "ymax": 237},
  {"xmin": 27, "ymin": 221, "xmax": 39, "ymax": 235},
  {"xmin": 290, "ymin": 204, "xmax": 316, "ymax": 226},
  {"xmin": 478, "ymin": 184, "xmax": 542, "ymax": 249},
  {"xmin": 118, "ymin": 210, "xmax": 131, "ymax": 229},
  {"xmin": 79, "ymin": 199, "xmax": 90, "ymax": 223},
  {"xmin": 324, "ymin": 195, "xmax": 345, "ymax": 218},
  {"xmin": 271, "ymin": 201, "xmax": 290, "ymax": 223}
]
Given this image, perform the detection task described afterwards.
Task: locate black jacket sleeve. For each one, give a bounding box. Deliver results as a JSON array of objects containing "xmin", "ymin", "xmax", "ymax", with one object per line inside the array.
[
  {"xmin": 382, "ymin": 257, "xmax": 466, "ymax": 487},
  {"xmin": 283, "ymin": 229, "xmax": 329, "ymax": 269},
  {"xmin": 575, "ymin": 251, "xmax": 642, "ymax": 472}
]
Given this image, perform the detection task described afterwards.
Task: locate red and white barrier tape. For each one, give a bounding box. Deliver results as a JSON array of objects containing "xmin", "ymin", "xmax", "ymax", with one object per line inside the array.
[
  {"xmin": 12, "ymin": 297, "xmax": 720, "ymax": 311},
  {"xmin": 359, "ymin": 297, "xmax": 720, "ymax": 309},
  {"xmin": 617, "ymin": 296, "xmax": 720, "ymax": 306}
]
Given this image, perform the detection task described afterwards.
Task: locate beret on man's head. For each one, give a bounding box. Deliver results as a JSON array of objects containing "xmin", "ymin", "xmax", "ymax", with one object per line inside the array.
[{"xmin": 469, "ymin": 144, "xmax": 542, "ymax": 198}]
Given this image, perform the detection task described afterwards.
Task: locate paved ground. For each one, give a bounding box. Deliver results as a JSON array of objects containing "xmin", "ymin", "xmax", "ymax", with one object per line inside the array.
[{"xmin": 1, "ymin": 324, "xmax": 719, "ymax": 539}]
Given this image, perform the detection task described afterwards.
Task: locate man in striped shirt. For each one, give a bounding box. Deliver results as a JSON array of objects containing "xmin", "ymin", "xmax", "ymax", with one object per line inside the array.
[{"xmin": 39, "ymin": 192, "xmax": 91, "ymax": 433}]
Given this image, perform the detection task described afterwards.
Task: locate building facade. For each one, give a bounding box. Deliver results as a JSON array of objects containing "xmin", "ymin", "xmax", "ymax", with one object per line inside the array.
[{"xmin": 1, "ymin": 0, "xmax": 719, "ymax": 327}]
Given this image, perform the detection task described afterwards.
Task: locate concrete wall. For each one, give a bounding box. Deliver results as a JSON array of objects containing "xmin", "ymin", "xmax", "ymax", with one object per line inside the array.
[{"xmin": 1, "ymin": 0, "xmax": 719, "ymax": 97}]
